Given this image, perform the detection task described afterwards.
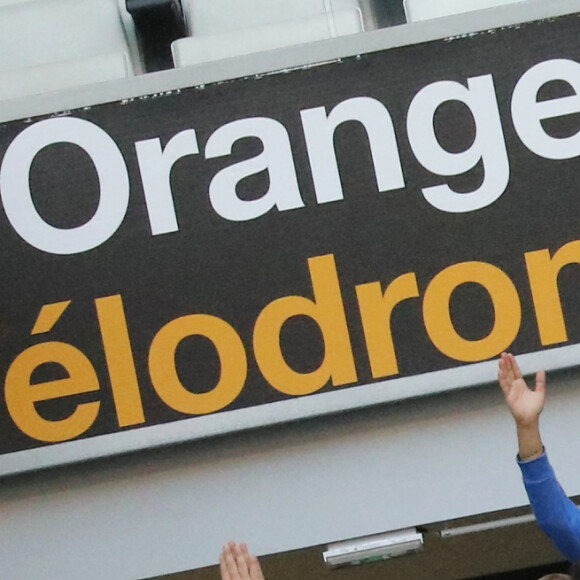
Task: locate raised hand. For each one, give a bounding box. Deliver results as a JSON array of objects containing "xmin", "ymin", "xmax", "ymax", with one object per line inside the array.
[
  {"xmin": 498, "ymin": 352, "xmax": 546, "ymax": 426},
  {"xmin": 498, "ymin": 352, "xmax": 545, "ymax": 460},
  {"xmin": 220, "ymin": 542, "xmax": 265, "ymax": 580}
]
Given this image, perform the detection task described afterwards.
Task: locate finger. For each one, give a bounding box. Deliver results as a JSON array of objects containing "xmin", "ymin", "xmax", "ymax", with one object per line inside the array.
[
  {"xmin": 500, "ymin": 352, "xmax": 514, "ymax": 379},
  {"xmin": 498, "ymin": 353, "xmax": 505, "ymax": 377},
  {"xmin": 234, "ymin": 543, "xmax": 251, "ymax": 579},
  {"xmin": 224, "ymin": 543, "xmax": 241, "ymax": 580},
  {"xmin": 247, "ymin": 554, "xmax": 265, "ymax": 580},
  {"xmin": 535, "ymin": 369, "xmax": 546, "ymax": 396},
  {"xmin": 508, "ymin": 353, "xmax": 523, "ymax": 379},
  {"xmin": 498, "ymin": 353, "xmax": 512, "ymax": 395},
  {"xmin": 498, "ymin": 368, "xmax": 508, "ymax": 395},
  {"xmin": 238, "ymin": 543, "xmax": 264, "ymax": 580},
  {"xmin": 220, "ymin": 551, "xmax": 232, "ymax": 580}
]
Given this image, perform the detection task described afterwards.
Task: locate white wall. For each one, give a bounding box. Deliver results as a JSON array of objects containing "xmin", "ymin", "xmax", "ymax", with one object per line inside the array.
[
  {"xmin": 404, "ymin": 0, "xmax": 527, "ymax": 22},
  {"xmin": 1, "ymin": 369, "xmax": 579, "ymax": 580}
]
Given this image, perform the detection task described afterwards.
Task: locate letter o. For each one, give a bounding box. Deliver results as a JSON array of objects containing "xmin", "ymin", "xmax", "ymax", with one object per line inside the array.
[
  {"xmin": 0, "ymin": 117, "xmax": 129, "ymax": 254},
  {"xmin": 423, "ymin": 261, "xmax": 521, "ymax": 361},
  {"xmin": 148, "ymin": 314, "xmax": 247, "ymax": 415}
]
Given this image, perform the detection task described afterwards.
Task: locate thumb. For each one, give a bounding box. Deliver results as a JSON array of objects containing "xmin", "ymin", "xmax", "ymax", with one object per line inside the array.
[{"xmin": 535, "ymin": 370, "xmax": 546, "ymax": 398}]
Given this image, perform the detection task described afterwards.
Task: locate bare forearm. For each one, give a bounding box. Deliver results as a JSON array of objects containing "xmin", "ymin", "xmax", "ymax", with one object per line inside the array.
[{"xmin": 516, "ymin": 419, "xmax": 544, "ymax": 461}]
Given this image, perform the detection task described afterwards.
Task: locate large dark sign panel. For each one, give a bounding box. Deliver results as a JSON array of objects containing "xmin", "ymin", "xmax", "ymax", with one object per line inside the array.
[{"xmin": 2, "ymin": 14, "xmax": 580, "ymax": 473}]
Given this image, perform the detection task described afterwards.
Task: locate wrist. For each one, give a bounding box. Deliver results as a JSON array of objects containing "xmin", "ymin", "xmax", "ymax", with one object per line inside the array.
[
  {"xmin": 518, "ymin": 445, "xmax": 544, "ymax": 461},
  {"xmin": 516, "ymin": 420, "xmax": 543, "ymax": 461},
  {"xmin": 514, "ymin": 416, "xmax": 540, "ymax": 430}
]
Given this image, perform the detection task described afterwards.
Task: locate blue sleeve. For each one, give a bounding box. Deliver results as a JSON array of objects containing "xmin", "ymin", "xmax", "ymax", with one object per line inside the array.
[{"xmin": 518, "ymin": 451, "xmax": 580, "ymax": 562}]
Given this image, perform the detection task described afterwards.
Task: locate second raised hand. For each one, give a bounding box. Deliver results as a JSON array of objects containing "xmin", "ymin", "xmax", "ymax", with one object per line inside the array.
[{"xmin": 220, "ymin": 542, "xmax": 265, "ymax": 580}]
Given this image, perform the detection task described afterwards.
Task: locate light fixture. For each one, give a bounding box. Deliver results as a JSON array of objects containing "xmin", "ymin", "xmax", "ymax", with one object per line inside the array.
[
  {"xmin": 439, "ymin": 514, "xmax": 535, "ymax": 538},
  {"xmin": 440, "ymin": 500, "xmax": 580, "ymax": 538},
  {"xmin": 322, "ymin": 528, "xmax": 424, "ymax": 567}
]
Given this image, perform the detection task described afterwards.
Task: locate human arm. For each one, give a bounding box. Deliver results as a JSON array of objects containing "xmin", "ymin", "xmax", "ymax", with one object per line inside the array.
[
  {"xmin": 220, "ymin": 542, "xmax": 265, "ymax": 580},
  {"xmin": 519, "ymin": 452, "xmax": 580, "ymax": 562},
  {"xmin": 498, "ymin": 352, "xmax": 580, "ymax": 561}
]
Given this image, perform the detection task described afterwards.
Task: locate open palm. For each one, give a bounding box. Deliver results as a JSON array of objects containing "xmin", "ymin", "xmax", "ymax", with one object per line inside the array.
[
  {"xmin": 498, "ymin": 352, "xmax": 545, "ymax": 426},
  {"xmin": 220, "ymin": 542, "xmax": 265, "ymax": 580}
]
